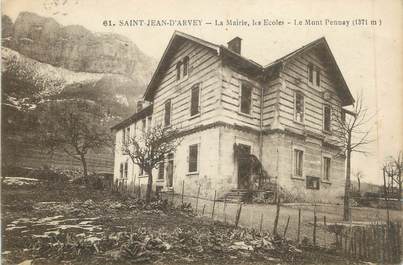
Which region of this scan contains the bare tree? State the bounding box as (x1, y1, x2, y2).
(37, 99, 112, 179)
(383, 152, 402, 210)
(121, 125, 182, 203)
(334, 92, 374, 221)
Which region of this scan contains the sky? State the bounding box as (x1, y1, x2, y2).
(2, 0, 403, 184)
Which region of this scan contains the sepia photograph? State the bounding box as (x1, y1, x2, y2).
(1, 0, 402, 264)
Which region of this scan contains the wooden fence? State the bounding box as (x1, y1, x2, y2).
(331, 222, 401, 263)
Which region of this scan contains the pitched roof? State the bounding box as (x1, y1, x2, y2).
(144, 31, 354, 106)
(110, 104, 153, 131)
(263, 37, 354, 105)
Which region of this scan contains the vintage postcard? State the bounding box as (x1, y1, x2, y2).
(1, 0, 402, 264)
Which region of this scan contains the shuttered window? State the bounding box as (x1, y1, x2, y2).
(240, 83, 252, 114)
(324, 105, 331, 131)
(294, 149, 303, 177)
(188, 144, 198, 173)
(164, 99, 171, 127)
(190, 84, 200, 116)
(294, 92, 304, 123)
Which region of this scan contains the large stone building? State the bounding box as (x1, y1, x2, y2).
(112, 31, 354, 203)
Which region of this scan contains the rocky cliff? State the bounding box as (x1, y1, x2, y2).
(3, 12, 155, 83)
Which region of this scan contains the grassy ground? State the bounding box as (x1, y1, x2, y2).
(1, 179, 387, 265)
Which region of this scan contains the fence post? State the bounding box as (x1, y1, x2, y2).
(297, 208, 301, 243)
(223, 196, 227, 224)
(313, 212, 317, 247)
(273, 197, 280, 236)
(283, 215, 290, 238)
(195, 184, 201, 214)
(235, 202, 243, 228)
(211, 190, 217, 219)
(259, 213, 264, 234)
(181, 180, 184, 205)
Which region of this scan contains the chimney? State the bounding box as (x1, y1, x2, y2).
(227, 37, 242, 54)
(136, 100, 144, 112)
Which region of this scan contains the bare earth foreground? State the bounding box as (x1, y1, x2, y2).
(1, 178, 379, 265)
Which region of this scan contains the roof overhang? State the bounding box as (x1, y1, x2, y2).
(110, 104, 153, 131)
(144, 32, 354, 107)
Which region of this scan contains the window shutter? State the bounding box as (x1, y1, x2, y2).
(316, 69, 321, 86)
(308, 64, 314, 83)
(191, 84, 200, 116)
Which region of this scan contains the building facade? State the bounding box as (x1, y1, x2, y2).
(112, 31, 354, 203)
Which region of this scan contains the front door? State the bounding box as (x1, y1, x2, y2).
(166, 153, 174, 188)
(237, 144, 251, 189)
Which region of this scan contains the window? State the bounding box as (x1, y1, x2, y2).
(176, 62, 182, 81)
(120, 163, 124, 178)
(164, 99, 171, 126)
(124, 161, 128, 179)
(294, 149, 303, 177)
(122, 129, 126, 144)
(308, 63, 314, 83)
(306, 176, 320, 190)
(190, 84, 200, 116)
(188, 144, 198, 173)
(294, 92, 304, 123)
(341, 109, 346, 123)
(308, 63, 320, 87)
(316, 69, 321, 86)
(183, 56, 189, 77)
(324, 105, 331, 131)
(158, 161, 165, 180)
(240, 83, 252, 114)
(323, 157, 331, 181)
(176, 56, 189, 81)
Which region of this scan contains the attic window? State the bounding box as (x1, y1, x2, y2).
(308, 63, 320, 87)
(176, 56, 189, 81)
(176, 62, 182, 81)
